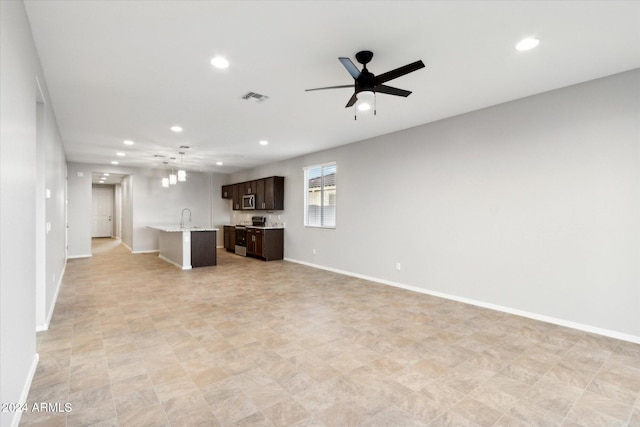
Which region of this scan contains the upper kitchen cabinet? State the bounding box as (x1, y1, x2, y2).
(262, 176, 284, 210)
(232, 183, 241, 210)
(223, 176, 284, 211)
(255, 179, 265, 210)
(222, 185, 233, 199)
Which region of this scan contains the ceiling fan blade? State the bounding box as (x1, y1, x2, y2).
(345, 93, 358, 108)
(375, 60, 425, 85)
(374, 84, 412, 97)
(339, 57, 361, 79)
(305, 84, 353, 92)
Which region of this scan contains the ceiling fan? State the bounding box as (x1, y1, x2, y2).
(305, 50, 425, 112)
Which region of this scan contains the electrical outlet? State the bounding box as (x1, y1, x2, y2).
(396, 262, 401, 271)
(312, 249, 316, 255)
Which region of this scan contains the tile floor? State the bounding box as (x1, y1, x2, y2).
(19, 238, 640, 426)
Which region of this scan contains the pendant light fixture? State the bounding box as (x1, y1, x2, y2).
(169, 169, 177, 185)
(178, 152, 187, 182)
(161, 177, 169, 188)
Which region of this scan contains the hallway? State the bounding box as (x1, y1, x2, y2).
(20, 239, 640, 426)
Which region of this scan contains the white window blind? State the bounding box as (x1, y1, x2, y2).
(304, 162, 336, 228)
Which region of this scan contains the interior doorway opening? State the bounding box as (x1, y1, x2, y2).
(91, 172, 127, 254)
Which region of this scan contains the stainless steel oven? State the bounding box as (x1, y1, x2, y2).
(234, 226, 247, 256)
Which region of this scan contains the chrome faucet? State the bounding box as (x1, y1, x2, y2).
(180, 208, 192, 228)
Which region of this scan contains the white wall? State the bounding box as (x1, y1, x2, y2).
(42, 103, 67, 329)
(1, 1, 67, 426)
(66, 163, 93, 257)
(132, 168, 215, 252)
(67, 163, 228, 254)
(211, 174, 231, 247)
(121, 174, 133, 249)
(232, 69, 640, 341)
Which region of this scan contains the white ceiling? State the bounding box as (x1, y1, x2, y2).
(24, 1, 640, 174)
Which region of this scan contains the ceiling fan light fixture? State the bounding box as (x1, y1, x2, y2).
(356, 90, 375, 114)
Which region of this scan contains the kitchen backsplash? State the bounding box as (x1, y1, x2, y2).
(230, 212, 285, 227)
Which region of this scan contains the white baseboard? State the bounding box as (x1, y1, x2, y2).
(284, 257, 640, 345)
(132, 249, 159, 254)
(158, 254, 191, 270)
(122, 242, 132, 251)
(66, 254, 91, 259)
(36, 260, 67, 332)
(9, 353, 39, 427)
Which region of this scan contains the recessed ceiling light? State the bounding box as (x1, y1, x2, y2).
(515, 37, 540, 51)
(211, 56, 229, 69)
(103, 173, 110, 176)
(170, 126, 183, 133)
(111, 161, 119, 165)
(259, 140, 268, 146)
(216, 161, 223, 166)
(116, 152, 125, 157)
(123, 140, 134, 145)
(99, 180, 105, 184)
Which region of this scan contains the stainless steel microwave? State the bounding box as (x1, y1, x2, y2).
(242, 194, 255, 210)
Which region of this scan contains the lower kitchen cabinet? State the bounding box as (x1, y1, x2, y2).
(247, 228, 283, 261)
(223, 226, 236, 252)
(190, 231, 217, 268)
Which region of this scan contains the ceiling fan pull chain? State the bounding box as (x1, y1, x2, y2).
(374, 92, 377, 116)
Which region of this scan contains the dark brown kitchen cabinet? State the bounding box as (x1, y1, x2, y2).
(223, 226, 235, 252)
(190, 231, 217, 267)
(247, 180, 257, 195)
(247, 228, 283, 261)
(247, 228, 262, 257)
(224, 176, 284, 211)
(255, 179, 265, 209)
(263, 176, 284, 210)
(232, 184, 241, 210)
(221, 185, 233, 199)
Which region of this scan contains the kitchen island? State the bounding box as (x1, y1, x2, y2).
(148, 226, 218, 269)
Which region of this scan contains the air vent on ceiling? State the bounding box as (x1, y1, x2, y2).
(241, 91, 269, 102)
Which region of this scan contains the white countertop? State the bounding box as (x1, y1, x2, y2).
(148, 225, 219, 232)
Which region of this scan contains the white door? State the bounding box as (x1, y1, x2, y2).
(92, 187, 113, 237)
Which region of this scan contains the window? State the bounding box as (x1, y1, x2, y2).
(304, 162, 336, 228)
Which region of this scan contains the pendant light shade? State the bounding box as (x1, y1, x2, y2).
(178, 170, 186, 182)
(161, 177, 169, 188)
(169, 172, 177, 185)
